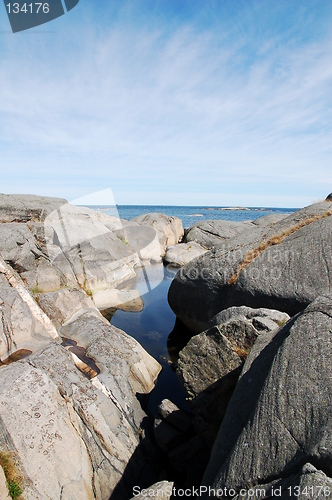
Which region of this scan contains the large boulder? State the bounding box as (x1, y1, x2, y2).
(130, 213, 183, 256)
(201, 294, 332, 497)
(168, 201, 332, 333)
(176, 306, 289, 442)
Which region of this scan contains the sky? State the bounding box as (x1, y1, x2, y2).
(0, 0, 331, 208)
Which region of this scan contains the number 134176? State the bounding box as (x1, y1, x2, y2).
(6, 3, 50, 14)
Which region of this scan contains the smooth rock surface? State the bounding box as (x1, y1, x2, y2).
(91, 288, 143, 312)
(202, 294, 332, 496)
(45, 203, 138, 292)
(163, 242, 207, 267)
(169, 201, 332, 332)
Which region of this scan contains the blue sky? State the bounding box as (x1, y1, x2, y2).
(0, 0, 331, 207)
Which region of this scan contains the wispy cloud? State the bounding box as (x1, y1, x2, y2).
(0, 0, 331, 206)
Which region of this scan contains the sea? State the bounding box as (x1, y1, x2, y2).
(89, 205, 298, 415)
(90, 204, 296, 230)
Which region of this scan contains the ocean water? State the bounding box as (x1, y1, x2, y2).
(90, 205, 297, 230)
(90, 205, 298, 415)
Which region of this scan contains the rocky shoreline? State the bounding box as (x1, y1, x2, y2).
(0, 193, 331, 499)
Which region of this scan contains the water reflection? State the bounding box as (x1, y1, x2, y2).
(111, 263, 190, 415)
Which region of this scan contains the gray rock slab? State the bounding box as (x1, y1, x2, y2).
(115, 225, 163, 263)
(177, 327, 242, 400)
(38, 288, 97, 330)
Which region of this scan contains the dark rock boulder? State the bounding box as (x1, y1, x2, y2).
(168, 201, 332, 333)
(176, 306, 289, 443)
(201, 294, 332, 497)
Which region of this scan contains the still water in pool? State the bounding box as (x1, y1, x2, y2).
(111, 262, 190, 415)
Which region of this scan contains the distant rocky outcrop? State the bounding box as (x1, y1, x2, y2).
(168, 201, 332, 333)
(201, 294, 332, 498)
